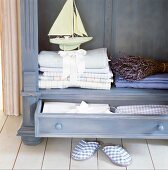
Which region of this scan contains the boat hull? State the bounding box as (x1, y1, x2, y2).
(49, 37, 93, 50)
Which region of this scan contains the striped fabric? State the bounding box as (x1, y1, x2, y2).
(39, 75, 113, 83)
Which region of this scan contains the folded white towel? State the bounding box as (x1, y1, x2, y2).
(38, 48, 109, 69)
(39, 66, 112, 75)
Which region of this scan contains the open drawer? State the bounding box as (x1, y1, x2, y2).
(35, 100, 168, 139)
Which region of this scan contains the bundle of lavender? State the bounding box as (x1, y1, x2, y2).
(112, 55, 168, 81)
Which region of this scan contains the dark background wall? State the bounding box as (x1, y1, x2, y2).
(38, 0, 168, 60)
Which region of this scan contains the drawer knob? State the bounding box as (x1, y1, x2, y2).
(55, 123, 63, 130)
(158, 124, 164, 131)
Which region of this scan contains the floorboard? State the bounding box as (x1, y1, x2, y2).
(0, 117, 22, 169)
(123, 139, 154, 170)
(13, 139, 47, 170)
(42, 138, 72, 170)
(147, 139, 168, 170)
(0, 112, 7, 132)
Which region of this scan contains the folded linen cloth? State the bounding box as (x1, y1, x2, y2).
(43, 101, 112, 114)
(39, 66, 112, 75)
(115, 74, 168, 89)
(39, 75, 113, 83)
(39, 80, 111, 90)
(115, 82, 168, 89)
(117, 73, 168, 82)
(115, 105, 168, 115)
(41, 70, 112, 79)
(38, 48, 109, 69)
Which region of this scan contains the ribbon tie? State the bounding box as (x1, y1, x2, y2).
(58, 49, 86, 83)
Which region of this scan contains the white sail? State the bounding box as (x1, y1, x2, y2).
(74, 3, 88, 37)
(48, 0, 74, 36)
(49, 0, 93, 50)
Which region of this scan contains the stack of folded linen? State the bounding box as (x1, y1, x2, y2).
(115, 73, 168, 89)
(38, 48, 113, 90)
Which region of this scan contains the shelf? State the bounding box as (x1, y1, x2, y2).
(22, 87, 168, 105)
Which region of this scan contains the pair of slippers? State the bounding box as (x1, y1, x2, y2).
(72, 140, 132, 167)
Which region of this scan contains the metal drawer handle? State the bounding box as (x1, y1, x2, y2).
(55, 123, 63, 130)
(157, 124, 164, 131)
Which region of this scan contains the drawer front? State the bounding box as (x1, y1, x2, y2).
(35, 101, 168, 138)
(35, 116, 168, 137)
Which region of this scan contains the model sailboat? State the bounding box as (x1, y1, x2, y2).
(48, 0, 93, 51)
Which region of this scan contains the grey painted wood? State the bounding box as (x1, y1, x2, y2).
(35, 101, 168, 139)
(23, 72, 37, 91)
(21, 0, 39, 89)
(104, 0, 113, 55)
(39, 88, 168, 106)
(22, 96, 39, 127)
(19, 0, 168, 145)
(17, 126, 42, 145)
(21, 0, 39, 70)
(21, 136, 42, 146)
(112, 0, 168, 59)
(19, 0, 41, 145)
(35, 100, 42, 136)
(18, 96, 40, 144)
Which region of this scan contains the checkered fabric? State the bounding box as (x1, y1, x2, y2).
(115, 105, 168, 115)
(102, 145, 132, 167)
(72, 140, 100, 161)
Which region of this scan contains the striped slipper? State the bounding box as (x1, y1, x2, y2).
(101, 145, 132, 167)
(72, 140, 100, 161)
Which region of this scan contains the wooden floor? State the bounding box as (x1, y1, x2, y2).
(0, 114, 168, 170)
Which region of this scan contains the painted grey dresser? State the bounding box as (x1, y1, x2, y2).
(18, 0, 168, 145)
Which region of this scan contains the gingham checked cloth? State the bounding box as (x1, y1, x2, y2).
(115, 105, 168, 115)
(72, 140, 100, 160)
(102, 145, 132, 167)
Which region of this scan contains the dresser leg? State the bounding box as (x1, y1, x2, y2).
(21, 136, 42, 146)
(18, 125, 42, 146)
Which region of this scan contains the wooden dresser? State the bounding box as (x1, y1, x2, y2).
(18, 0, 168, 145)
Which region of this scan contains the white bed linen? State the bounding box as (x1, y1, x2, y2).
(42, 101, 112, 114)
